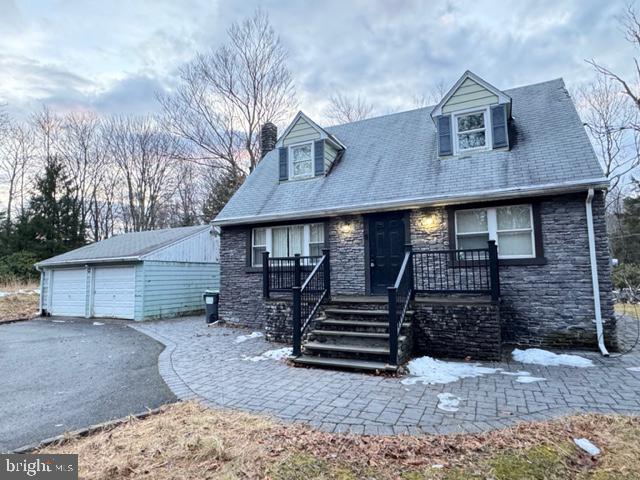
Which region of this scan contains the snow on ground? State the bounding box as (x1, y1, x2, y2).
(627, 367, 640, 372)
(92, 322, 104, 326)
(574, 438, 601, 456)
(512, 348, 593, 368)
(235, 331, 264, 343)
(0, 289, 39, 298)
(437, 393, 461, 412)
(500, 370, 531, 376)
(242, 347, 292, 362)
(515, 375, 546, 383)
(401, 356, 500, 385)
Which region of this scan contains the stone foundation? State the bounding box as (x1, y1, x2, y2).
(412, 297, 502, 361)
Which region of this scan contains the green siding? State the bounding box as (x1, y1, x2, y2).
(442, 78, 498, 113)
(134, 263, 145, 321)
(324, 142, 338, 171)
(140, 261, 220, 320)
(282, 117, 320, 146)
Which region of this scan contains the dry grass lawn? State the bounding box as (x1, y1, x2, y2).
(39, 401, 640, 480)
(615, 302, 640, 320)
(0, 291, 39, 322)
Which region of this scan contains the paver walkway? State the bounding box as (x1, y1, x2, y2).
(133, 317, 640, 435)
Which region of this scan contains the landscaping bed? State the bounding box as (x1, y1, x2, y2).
(39, 401, 640, 479)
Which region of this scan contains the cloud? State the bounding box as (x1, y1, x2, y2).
(0, 0, 635, 124)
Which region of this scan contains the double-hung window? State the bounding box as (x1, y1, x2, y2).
(455, 110, 487, 152)
(251, 223, 325, 266)
(289, 142, 313, 179)
(455, 204, 535, 259)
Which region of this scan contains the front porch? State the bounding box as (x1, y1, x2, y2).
(261, 241, 502, 371)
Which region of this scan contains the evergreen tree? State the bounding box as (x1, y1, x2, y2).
(18, 158, 85, 259)
(202, 170, 245, 220)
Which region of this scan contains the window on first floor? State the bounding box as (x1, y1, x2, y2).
(251, 223, 325, 266)
(454, 204, 535, 258)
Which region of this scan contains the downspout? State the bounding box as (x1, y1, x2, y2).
(585, 189, 609, 356)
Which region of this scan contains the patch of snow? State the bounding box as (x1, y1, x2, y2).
(401, 356, 500, 385)
(574, 438, 601, 456)
(52, 320, 66, 323)
(626, 367, 640, 373)
(92, 322, 104, 326)
(431, 464, 444, 469)
(437, 393, 461, 412)
(500, 370, 531, 376)
(515, 376, 546, 383)
(0, 291, 7, 298)
(512, 348, 593, 368)
(242, 347, 292, 362)
(235, 331, 264, 343)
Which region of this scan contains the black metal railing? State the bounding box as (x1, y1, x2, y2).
(292, 249, 331, 356)
(262, 252, 321, 297)
(388, 245, 414, 366)
(411, 240, 500, 301)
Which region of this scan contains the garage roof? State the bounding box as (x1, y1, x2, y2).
(36, 225, 211, 268)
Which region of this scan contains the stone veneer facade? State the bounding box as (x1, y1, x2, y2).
(218, 191, 616, 351)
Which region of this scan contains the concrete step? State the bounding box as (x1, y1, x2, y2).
(310, 329, 390, 339)
(293, 355, 398, 372)
(324, 308, 415, 317)
(304, 341, 390, 355)
(319, 319, 412, 329)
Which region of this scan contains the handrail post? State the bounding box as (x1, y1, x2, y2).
(388, 286, 398, 366)
(294, 254, 301, 288)
(322, 248, 331, 298)
(292, 286, 302, 356)
(405, 244, 414, 299)
(262, 251, 270, 299)
(488, 240, 500, 301)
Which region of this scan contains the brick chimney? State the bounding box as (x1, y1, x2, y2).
(260, 122, 278, 159)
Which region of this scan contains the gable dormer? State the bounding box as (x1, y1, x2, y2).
(276, 111, 345, 182)
(431, 71, 512, 156)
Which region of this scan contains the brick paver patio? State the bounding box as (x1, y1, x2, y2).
(132, 317, 640, 435)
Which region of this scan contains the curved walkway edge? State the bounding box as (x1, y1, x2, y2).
(132, 317, 640, 436)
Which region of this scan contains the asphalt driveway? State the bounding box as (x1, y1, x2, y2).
(0, 317, 176, 451)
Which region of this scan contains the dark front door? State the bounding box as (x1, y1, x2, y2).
(368, 212, 406, 294)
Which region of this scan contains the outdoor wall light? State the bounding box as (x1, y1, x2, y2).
(419, 214, 437, 231)
(340, 223, 353, 234)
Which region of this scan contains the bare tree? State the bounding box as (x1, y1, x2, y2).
(159, 9, 296, 178)
(58, 112, 110, 238)
(0, 121, 36, 226)
(413, 80, 448, 108)
(324, 93, 374, 124)
(576, 76, 639, 208)
(31, 106, 62, 165)
(104, 116, 181, 232)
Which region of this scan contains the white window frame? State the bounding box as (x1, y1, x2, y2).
(252, 222, 324, 266)
(288, 141, 314, 179)
(452, 107, 492, 155)
(454, 204, 535, 259)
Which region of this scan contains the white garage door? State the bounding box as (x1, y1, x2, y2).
(93, 266, 135, 319)
(50, 268, 87, 317)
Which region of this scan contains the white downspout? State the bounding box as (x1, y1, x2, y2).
(586, 188, 609, 356)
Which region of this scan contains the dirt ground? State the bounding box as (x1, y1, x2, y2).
(39, 401, 640, 480)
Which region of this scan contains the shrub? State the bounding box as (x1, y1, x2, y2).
(612, 263, 640, 291)
(0, 251, 39, 284)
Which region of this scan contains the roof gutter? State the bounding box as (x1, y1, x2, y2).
(585, 188, 609, 357)
(213, 177, 609, 227)
(35, 256, 142, 269)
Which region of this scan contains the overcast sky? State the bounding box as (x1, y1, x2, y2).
(0, 0, 636, 124)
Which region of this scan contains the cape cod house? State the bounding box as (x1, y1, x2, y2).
(213, 71, 615, 371)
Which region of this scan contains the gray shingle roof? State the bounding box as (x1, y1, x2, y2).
(214, 79, 607, 226)
(36, 225, 210, 267)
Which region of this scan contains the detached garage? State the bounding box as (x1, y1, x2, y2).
(36, 225, 220, 321)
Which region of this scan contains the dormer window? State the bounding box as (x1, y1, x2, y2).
(290, 142, 313, 179)
(455, 110, 488, 152)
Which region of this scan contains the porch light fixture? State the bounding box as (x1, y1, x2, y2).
(340, 223, 353, 234)
(419, 214, 437, 232)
